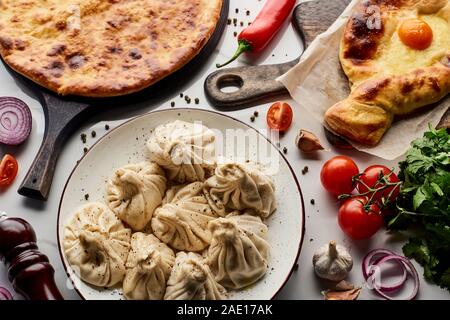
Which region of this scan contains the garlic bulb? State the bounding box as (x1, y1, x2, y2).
(312, 241, 353, 282)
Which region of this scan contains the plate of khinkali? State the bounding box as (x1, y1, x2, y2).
(57, 108, 305, 300)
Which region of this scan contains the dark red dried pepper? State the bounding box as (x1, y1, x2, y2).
(217, 0, 296, 68)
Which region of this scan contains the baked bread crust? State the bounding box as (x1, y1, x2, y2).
(325, 0, 450, 145)
(0, 0, 223, 97)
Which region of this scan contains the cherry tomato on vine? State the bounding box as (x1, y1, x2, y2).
(357, 165, 400, 206)
(0, 154, 19, 187)
(320, 156, 359, 196)
(267, 102, 293, 132)
(338, 196, 383, 240)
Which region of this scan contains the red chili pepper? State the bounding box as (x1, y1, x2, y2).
(216, 0, 296, 68)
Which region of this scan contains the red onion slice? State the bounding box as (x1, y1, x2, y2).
(371, 255, 420, 300)
(362, 249, 407, 292)
(0, 97, 32, 146)
(0, 286, 13, 300)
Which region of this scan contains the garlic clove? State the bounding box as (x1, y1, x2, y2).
(323, 287, 361, 300)
(332, 280, 355, 291)
(295, 129, 325, 153)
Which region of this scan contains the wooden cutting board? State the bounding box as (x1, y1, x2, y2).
(204, 0, 449, 139)
(204, 0, 351, 108)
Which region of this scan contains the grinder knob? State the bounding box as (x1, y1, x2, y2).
(0, 216, 63, 300)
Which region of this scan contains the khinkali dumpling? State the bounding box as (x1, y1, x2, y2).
(151, 182, 217, 251)
(64, 202, 131, 287)
(207, 213, 270, 289)
(203, 163, 276, 217)
(106, 162, 166, 231)
(164, 252, 226, 300)
(146, 120, 216, 183)
(123, 233, 175, 300)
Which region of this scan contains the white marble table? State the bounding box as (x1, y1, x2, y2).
(0, 0, 448, 300)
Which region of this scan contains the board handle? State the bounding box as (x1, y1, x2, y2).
(204, 60, 298, 109)
(18, 93, 91, 201)
(203, 3, 305, 110)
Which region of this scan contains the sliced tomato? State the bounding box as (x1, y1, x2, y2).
(0, 154, 19, 187)
(267, 102, 293, 132)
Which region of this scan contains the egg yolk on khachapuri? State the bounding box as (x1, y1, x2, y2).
(398, 18, 434, 50)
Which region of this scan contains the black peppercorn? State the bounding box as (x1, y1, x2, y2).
(80, 133, 87, 143)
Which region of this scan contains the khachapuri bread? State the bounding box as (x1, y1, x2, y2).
(0, 0, 223, 97)
(325, 0, 450, 145)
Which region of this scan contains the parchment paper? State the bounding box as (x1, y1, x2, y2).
(278, 0, 450, 160)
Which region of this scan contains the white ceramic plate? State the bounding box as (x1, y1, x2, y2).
(57, 108, 305, 300)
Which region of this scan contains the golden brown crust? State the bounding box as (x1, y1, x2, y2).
(326, 0, 450, 145)
(0, 0, 223, 97)
(341, 0, 449, 83)
(325, 64, 450, 145)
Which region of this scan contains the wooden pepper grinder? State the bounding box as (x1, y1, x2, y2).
(0, 213, 64, 300)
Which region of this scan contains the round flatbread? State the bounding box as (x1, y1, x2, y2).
(0, 0, 223, 97)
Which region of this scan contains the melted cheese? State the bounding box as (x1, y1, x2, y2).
(376, 15, 450, 75)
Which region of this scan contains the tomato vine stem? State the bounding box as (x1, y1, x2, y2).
(338, 170, 402, 213)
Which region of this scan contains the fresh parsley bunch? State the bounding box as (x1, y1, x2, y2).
(389, 126, 450, 291)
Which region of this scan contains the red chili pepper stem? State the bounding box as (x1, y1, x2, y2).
(216, 39, 253, 68)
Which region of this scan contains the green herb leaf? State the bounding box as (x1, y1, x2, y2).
(390, 127, 450, 292)
(431, 182, 444, 197)
(413, 186, 428, 210)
